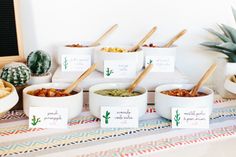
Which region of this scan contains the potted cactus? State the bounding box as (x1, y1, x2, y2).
(201, 7, 236, 98)
(27, 50, 52, 84)
(0, 62, 31, 109)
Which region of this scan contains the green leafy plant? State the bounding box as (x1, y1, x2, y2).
(102, 111, 110, 124)
(201, 7, 236, 62)
(174, 110, 181, 127)
(31, 115, 41, 126)
(63, 57, 68, 70)
(27, 50, 52, 76)
(105, 68, 113, 76)
(0, 62, 31, 86)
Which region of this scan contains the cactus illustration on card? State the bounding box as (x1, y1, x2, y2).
(174, 110, 181, 126)
(147, 59, 153, 64)
(63, 57, 69, 70)
(105, 68, 114, 76)
(31, 115, 41, 126)
(103, 111, 110, 124)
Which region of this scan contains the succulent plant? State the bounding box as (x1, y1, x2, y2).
(0, 62, 31, 86)
(201, 7, 236, 62)
(27, 50, 51, 76)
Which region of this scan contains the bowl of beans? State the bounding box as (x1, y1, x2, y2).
(94, 45, 144, 72)
(142, 43, 177, 72)
(57, 41, 98, 65)
(23, 83, 83, 119)
(155, 84, 214, 120)
(89, 83, 147, 118)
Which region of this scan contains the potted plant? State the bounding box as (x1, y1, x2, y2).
(201, 7, 236, 98)
(0, 62, 31, 109)
(27, 50, 52, 85)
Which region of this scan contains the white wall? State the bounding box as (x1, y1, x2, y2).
(19, 0, 236, 82)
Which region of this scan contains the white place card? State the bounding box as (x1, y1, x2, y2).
(29, 107, 68, 129)
(100, 106, 139, 128)
(171, 108, 209, 129)
(145, 56, 175, 72)
(61, 55, 91, 72)
(103, 60, 136, 78)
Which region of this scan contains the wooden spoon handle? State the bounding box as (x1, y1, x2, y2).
(127, 64, 153, 93)
(163, 29, 187, 48)
(90, 24, 118, 47)
(129, 26, 157, 52)
(232, 75, 236, 83)
(64, 64, 97, 94)
(190, 63, 217, 96)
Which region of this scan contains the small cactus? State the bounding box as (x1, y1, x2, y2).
(27, 50, 51, 76)
(174, 110, 181, 126)
(63, 57, 68, 70)
(103, 111, 110, 124)
(0, 62, 31, 86)
(31, 115, 41, 126)
(105, 68, 113, 76)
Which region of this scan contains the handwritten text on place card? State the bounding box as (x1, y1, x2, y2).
(145, 56, 175, 72)
(100, 106, 139, 128)
(61, 55, 91, 72)
(103, 60, 136, 78)
(172, 108, 209, 129)
(29, 107, 68, 129)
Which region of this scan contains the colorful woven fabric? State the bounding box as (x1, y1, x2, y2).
(0, 98, 235, 157)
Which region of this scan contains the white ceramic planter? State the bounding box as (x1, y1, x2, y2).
(23, 83, 83, 119)
(142, 45, 177, 72)
(155, 84, 214, 120)
(0, 81, 19, 116)
(89, 83, 147, 118)
(94, 45, 144, 72)
(28, 72, 52, 85)
(214, 57, 236, 98)
(57, 41, 97, 65)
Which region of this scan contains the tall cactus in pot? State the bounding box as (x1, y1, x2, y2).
(27, 50, 51, 76)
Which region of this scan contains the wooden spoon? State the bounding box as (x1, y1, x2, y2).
(128, 26, 157, 52)
(127, 64, 153, 93)
(232, 75, 236, 83)
(90, 24, 118, 47)
(189, 64, 217, 96)
(64, 64, 97, 94)
(163, 29, 187, 48)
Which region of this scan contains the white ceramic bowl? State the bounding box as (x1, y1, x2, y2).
(0, 81, 19, 117)
(89, 83, 147, 118)
(57, 41, 97, 65)
(23, 83, 83, 119)
(94, 45, 144, 72)
(142, 45, 176, 72)
(224, 76, 236, 94)
(155, 84, 214, 120)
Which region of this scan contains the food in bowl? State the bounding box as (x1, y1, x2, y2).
(0, 79, 12, 98)
(95, 89, 142, 97)
(143, 43, 159, 48)
(101, 47, 128, 53)
(155, 84, 214, 120)
(27, 88, 78, 97)
(65, 43, 88, 48)
(89, 83, 147, 118)
(23, 83, 83, 119)
(161, 88, 207, 97)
